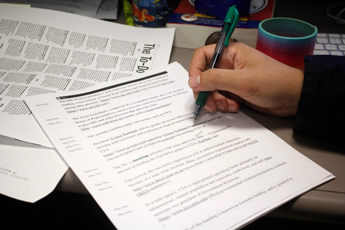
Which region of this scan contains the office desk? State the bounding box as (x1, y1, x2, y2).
(1, 0, 342, 226)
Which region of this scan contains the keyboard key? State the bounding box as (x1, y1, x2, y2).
(314, 44, 324, 50)
(325, 44, 338, 51)
(317, 33, 327, 38)
(330, 51, 344, 56)
(314, 50, 330, 55)
(314, 33, 344, 56)
(316, 38, 329, 44)
(328, 34, 341, 38)
(338, 45, 345, 51)
(330, 38, 342, 44)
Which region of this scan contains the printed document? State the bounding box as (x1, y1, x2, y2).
(25, 63, 334, 229)
(0, 136, 68, 202)
(0, 0, 112, 19)
(0, 5, 174, 147)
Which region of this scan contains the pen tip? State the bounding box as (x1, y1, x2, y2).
(193, 105, 202, 122)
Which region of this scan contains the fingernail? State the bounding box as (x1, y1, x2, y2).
(196, 75, 200, 84)
(227, 105, 237, 112)
(216, 101, 224, 110)
(189, 75, 200, 88)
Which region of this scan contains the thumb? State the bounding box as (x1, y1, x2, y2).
(198, 68, 246, 94)
(188, 68, 230, 92)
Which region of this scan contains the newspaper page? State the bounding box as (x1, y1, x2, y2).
(0, 0, 102, 18)
(0, 5, 175, 147)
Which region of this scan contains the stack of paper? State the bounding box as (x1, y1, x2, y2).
(0, 4, 175, 202)
(25, 62, 334, 229)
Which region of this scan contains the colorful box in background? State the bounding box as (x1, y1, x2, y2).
(166, 0, 276, 49)
(132, 0, 180, 27)
(195, 0, 251, 19)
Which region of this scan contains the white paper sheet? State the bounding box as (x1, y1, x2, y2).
(0, 0, 102, 18)
(25, 62, 334, 229)
(0, 0, 119, 19)
(0, 5, 174, 147)
(0, 135, 68, 203)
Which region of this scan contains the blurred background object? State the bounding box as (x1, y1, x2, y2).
(195, 0, 251, 19)
(123, 0, 134, 25)
(132, 0, 180, 27)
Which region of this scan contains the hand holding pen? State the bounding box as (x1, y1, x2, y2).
(192, 6, 239, 121)
(188, 41, 305, 118)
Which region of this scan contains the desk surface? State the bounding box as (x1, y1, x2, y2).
(5, 0, 344, 225)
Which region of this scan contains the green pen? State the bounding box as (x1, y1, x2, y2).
(193, 5, 239, 121)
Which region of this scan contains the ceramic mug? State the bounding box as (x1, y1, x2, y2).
(256, 18, 318, 69)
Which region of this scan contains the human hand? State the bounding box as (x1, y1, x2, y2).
(188, 42, 304, 117)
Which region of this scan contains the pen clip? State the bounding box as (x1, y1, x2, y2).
(224, 6, 239, 47)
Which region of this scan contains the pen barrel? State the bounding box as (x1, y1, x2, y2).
(196, 91, 209, 107)
(208, 23, 231, 69)
(194, 17, 236, 119)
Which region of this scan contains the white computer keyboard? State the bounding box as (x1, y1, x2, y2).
(314, 33, 345, 56)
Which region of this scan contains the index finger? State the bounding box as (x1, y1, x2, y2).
(188, 44, 216, 78)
